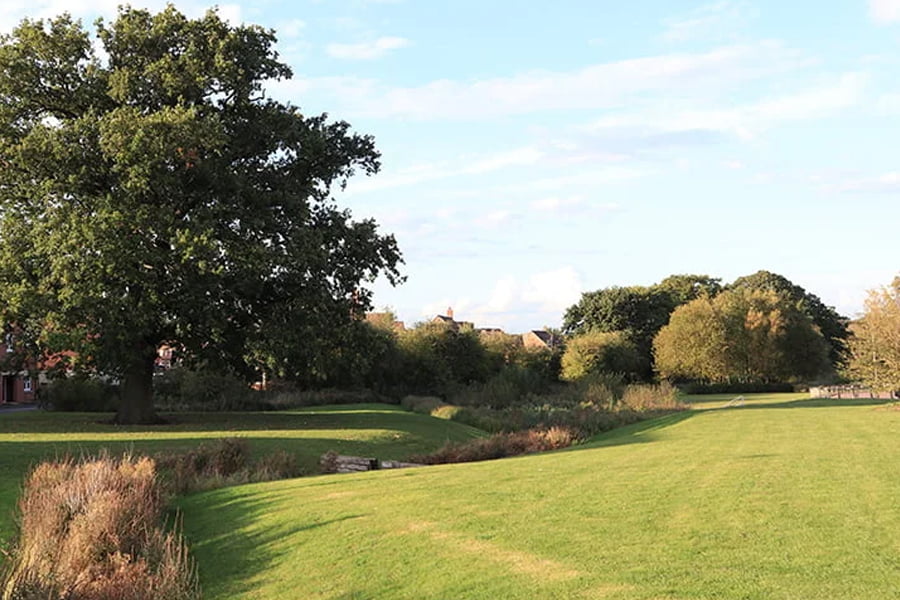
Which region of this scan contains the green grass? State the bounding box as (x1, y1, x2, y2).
(177, 393, 900, 599)
(0, 404, 483, 543)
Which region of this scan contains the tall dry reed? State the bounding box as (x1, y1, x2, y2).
(1, 454, 199, 600)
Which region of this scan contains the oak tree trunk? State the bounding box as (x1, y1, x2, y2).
(115, 343, 160, 424)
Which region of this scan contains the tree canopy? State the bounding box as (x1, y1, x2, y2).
(653, 288, 830, 384)
(560, 330, 642, 382)
(562, 274, 721, 379)
(0, 8, 402, 422)
(728, 270, 848, 366)
(846, 277, 900, 394)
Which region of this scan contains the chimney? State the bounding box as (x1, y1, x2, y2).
(447, 306, 454, 319)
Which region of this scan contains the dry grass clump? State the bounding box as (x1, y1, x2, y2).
(619, 381, 681, 411)
(1, 454, 199, 600)
(412, 426, 580, 465)
(156, 438, 301, 495)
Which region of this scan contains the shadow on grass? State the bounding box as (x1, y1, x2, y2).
(176, 486, 366, 598)
(0, 405, 462, 436)
(576, 410, 697, 451)
(696, 397, 894, 411)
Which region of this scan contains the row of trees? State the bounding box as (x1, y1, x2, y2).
(562, 271, 849, 385)
(299, 318, 560, 398)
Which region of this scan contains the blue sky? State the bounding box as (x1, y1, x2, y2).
(3, 0, 899, 332)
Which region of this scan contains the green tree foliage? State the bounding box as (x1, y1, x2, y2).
(562, 286, 672, 378)
(656, 274, 722, 306)
(0, 8, 402, 422)
(846, 277, 900, 394)
(560, 330, 643, 381)
(654, 288, 830, 384)
(395, 322, 489, 395)
(728, 271, 848, 366)
(480, 330, 525, 373)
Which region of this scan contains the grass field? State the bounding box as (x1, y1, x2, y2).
(0, 404, 482, 542)
(175, 393, 900, 599)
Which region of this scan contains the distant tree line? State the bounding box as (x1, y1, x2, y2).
(562, 271, 848, 387)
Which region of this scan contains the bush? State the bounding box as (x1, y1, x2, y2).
(156, 438, 301, 494)
(450, 366, 551, 408)
(154, 368, 256, 411)
(411, 426, 580, 465)
(0, 454, 198, 600)
(403, 375, 686, 440)
(40, 376, 120, 411)
(261, 387, 391, 409)
(400, 395, 447, 414)
(561, 330, 643, 382)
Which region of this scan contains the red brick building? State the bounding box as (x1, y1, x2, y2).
(0, 336, 35, 404)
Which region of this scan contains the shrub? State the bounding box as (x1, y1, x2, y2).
(156, 438, 301, 494)
(561, 330, 643, 382)
(0, 454, 198, 600)
(40, 377, 119, 412)
(262, 387, 390, 409)
(412, 426, 580, 465)
(154, 368, 255, 411)
(450, 366, 550, 408)
(400, 395, 447, 415)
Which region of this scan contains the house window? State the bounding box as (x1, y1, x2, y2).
(4, 333, 12, 353)
(23, 378, 32, 393)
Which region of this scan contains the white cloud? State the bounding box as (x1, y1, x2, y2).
(326, 36, 410, 60)
(661, 1, 749, 43)
(461, 147, 544, 175)
(280, 41, 809, 120)
(419, 267, 584, 330)
(522, 267, 583, 313)
(344, 145, 546, 195)
(829, 171, 900, 193)
(585, 72, 867, 141)
(869, 0, 900, 23)
(530, 195, 585, 212)
(216, 4, 242, 25)
(279, 19, 306, 38)
(876, 91, 900, 113)
(475, 209, 515, 229)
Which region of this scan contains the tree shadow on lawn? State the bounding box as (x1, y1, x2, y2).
(0, 432, 452, 475)
(0, 407, 465, 436)
(176, 486, 367, 598)
(697, 397, 894, 411)
(574, 410, 697, 451)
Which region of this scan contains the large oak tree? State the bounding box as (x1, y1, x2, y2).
(0, 8, 402, 423)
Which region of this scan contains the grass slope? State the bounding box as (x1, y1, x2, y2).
(178, 394, 900, 599)
(0, 404, 482, 543)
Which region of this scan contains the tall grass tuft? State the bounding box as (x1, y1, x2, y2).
(156, 438, 301, 495)
(1, 454, 199, 600)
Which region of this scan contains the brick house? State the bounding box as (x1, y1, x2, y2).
(0, 334, 36, 404)
(431, 307, 474, 332)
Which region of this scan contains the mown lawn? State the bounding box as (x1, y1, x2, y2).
(178, 393, 900, 599)
(0, 404, 483, 543)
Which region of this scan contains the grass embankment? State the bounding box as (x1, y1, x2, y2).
(0, 404, 482, 542)
(179, 393, 900, 599)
